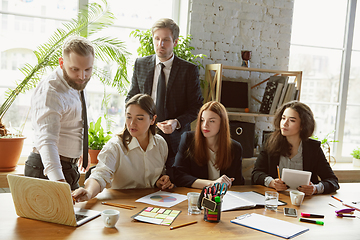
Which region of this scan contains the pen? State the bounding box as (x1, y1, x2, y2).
(331, 195, 343, 202)
(301, 213, 324, 218)
(299, 218, 324, 225)
(336, 214, 356, 218)
(170, 220, 197, 230)
(101, 202, 136, 210)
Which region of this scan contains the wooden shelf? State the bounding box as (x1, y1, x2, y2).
(204, 64, 303, 117)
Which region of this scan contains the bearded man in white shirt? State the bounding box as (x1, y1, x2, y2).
(25, 36, 93, 190)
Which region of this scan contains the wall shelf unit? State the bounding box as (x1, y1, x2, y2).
(204, 63, 303, 117)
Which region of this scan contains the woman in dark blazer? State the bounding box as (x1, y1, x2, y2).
(252, 101, 339, 195)
(172, 101, 244, 189)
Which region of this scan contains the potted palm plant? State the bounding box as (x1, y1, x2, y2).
(0, 0, 130, 171)
(351, 147, 360, 167)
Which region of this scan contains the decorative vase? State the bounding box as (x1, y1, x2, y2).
(88, 149, 101, 164)
(0, 137, 26, 171)
(241, 50, 252, 67)
(353, 158, 360, 167)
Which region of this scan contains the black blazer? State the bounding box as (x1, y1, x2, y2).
(126, 55, 203, 155)
(251, 138, 339, 194)
(172, 131, 245, 187)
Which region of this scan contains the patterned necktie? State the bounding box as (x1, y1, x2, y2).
(156, 63, 166, 122)
(80, 90, 88, 169)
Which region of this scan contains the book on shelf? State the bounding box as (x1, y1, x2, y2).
(282, 82, 296, 104)
(269, 75, 288, 85)
(259, 81, 278, 114)
(276, 77, 289, 109)
(269, 83, 283, 115)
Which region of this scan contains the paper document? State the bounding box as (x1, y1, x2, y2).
(222, 191, 286, 212)
(231, 213, 309, 239)
(281, 168, 312, 190)
(135, 191, 187, 208)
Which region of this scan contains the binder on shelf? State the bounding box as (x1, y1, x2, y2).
(259, 81, 278, 114)
(277, 77, 289, 109)
(269, 83, 283, 115)
(282, 83, 296, 104)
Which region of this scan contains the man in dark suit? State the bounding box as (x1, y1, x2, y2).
(126, 18, 203, 177)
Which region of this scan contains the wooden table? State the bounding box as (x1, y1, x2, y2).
(1, 184, 359, 240)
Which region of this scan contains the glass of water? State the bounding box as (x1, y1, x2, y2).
(187, 192, 201, 214)
(265, 191, 279, 211)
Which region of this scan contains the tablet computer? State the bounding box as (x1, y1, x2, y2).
(281, 168, 312, 190)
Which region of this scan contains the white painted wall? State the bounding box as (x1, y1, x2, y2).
(189, 0, 294, 146)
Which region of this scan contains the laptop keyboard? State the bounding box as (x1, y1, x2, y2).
(75, 214, 88, 222)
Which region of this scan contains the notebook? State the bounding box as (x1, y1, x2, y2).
(231, 213, 309, 239)
(7, 174, 100, 227)
(222, 191, 287, 212)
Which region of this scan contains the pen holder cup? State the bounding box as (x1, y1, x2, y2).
(202, 198, 222, 223)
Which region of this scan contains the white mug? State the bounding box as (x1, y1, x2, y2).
(101, 209, 120, 228)
(290, 190, 305, 206)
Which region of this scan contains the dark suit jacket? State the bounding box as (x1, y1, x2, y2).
(251, 138, 339, 194)
(126, 54, 203, 155)
(172, 131, 245, 187)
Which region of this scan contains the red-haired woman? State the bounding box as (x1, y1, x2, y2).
(172, 101, 244, 189)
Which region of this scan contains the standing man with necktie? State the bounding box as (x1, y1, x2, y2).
(25, 36, 93, 190)
(126, 18, 204, 178)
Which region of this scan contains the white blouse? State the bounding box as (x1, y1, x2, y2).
(207, 149, 220, 180)
(88, 133, 168, 190)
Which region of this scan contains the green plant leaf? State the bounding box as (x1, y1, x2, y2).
(1, 0, 130, 133)
(130, 29, 206, 70)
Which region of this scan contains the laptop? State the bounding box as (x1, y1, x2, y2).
(7, 174, 100, 227)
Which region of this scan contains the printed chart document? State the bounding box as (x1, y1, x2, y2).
(231, 213, 309, 239)
(222, 191, 286, 212)
(135, 191, 187, 208)
(281, 168, 312, 190)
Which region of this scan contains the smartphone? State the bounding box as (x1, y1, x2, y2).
(284, 207, 297, 217)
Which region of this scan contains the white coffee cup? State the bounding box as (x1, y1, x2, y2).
(290, 190, 305, 206)
(101, 209, 120, 228)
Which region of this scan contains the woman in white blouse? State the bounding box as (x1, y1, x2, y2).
(73, 94, 174, 202)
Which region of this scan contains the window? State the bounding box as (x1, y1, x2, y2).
(289, 0, 359, 162)
(0, 0, 187, 159)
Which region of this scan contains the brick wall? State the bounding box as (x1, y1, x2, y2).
(189, 0, 294, 146)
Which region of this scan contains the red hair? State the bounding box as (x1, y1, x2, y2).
(193, 101, 232, 170)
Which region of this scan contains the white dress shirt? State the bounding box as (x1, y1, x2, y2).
(32, 66, 84, 181)
(151, 54, 174, 104)
(88, 133, 168, 190)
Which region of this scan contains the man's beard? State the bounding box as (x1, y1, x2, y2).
(62, 68, 90, 91)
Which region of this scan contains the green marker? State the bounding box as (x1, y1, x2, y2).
(299, 218, 324, 225)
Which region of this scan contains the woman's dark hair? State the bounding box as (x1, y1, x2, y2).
(117, 94, 157, 150)
(265, 101, 315, 157)
(191, 101, 232, 170)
